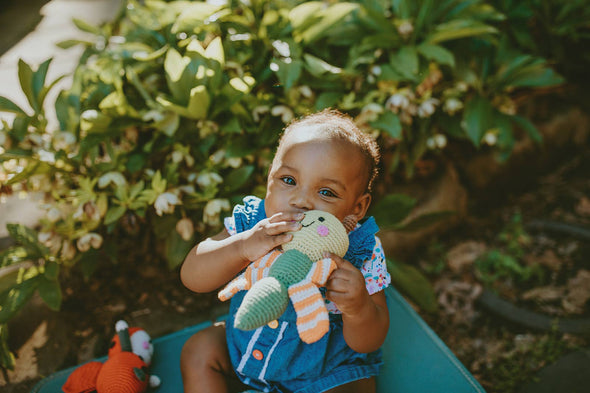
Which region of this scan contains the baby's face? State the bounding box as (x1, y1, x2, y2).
(265, 126, 370, 222)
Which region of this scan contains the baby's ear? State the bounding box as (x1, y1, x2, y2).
(342, 215, 358, 233)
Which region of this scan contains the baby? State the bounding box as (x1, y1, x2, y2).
(180, 109, 391, 393)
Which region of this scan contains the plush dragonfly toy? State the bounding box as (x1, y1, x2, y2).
(219, 210, 354, 344)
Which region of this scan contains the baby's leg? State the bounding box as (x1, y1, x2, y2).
(324, 376, 376, 393)
(180, 322, 249, 393)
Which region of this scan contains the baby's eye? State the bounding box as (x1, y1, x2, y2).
(281, 176, 296, 185)
(319, 189, 336, 197)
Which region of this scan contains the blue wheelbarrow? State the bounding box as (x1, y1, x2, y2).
(31, 286, 486, 393)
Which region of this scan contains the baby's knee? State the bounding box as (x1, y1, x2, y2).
(181, 325, 228, 370)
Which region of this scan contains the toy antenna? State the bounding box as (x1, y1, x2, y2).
(115, 320, 132, 352)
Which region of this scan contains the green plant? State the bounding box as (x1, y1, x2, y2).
(474, 213, 544, 288)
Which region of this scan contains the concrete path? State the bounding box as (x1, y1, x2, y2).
(0, 0, 122, 238)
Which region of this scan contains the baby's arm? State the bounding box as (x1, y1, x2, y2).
(325, 254, 389, 353)
(180, 212, 303, 293)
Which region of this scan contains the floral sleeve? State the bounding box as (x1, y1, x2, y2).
(224, 216, 237, 236)
(361, 237, 391, 294)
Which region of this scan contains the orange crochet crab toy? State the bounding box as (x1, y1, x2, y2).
(62, 320, 160, 393)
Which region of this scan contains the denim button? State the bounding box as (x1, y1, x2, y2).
(267, 320, 279, 329)
(252, 349, 264, 360)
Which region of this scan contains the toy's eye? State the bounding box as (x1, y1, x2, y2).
(318, 217, 325, 222)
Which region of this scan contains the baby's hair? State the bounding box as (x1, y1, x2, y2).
(278, 109, 380, 192)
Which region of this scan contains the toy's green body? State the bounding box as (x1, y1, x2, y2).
(234, 249, 312, 330)
(218, 210, 349, 343)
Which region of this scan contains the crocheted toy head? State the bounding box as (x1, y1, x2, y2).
(220, 210, 353, 343)
(62, 320, 160, 393)
(282, 210, 349, 261)
(108, 326, 154, 366)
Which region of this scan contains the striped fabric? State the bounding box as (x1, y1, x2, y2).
(288, 258, 337, 343)
(218, 253, 337, 343)
(218, 250, 282, 301)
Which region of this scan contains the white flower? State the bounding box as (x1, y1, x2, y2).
(61, 240, 76, 260)
(172, 151, 184, 163)
(98, 172, 127, 188)
(47, 207, 62, 223)
(483, 131, 498, 146)
(77, 233, 103, 252)
(271, 105, 294, 123)
(427, 137, 437, 150)
(154, 192, 180, 216)
(226, 157, 242, 168)
(397, 20, 414, 37)
(196, 172, 223, 188)
(210, 149, 225, 165)
(38, 150, 56, 164)
(53, 132, 77, 151)
(298, 85, 313, 98)
(272, 40, 291, 58)
(443, 98, 463, 115)
(176, 218, 195, 241)
(434, 134, 447, 148)
(371, 65, 382, 76)
(418, 98, 440, 118)
(252, 105, 270, 122)
(203, 198, 230, 226)
(356, 103, 384, 125)
(386, 93, 411, 112)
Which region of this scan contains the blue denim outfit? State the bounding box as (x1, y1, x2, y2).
(226, 196, 383, 393)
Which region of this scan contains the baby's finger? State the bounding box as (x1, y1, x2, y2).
(270, 232, 293, 248)
(265, 220, 301, 236)
(324, 252, 355, 271)
(268, 211, 305, 223)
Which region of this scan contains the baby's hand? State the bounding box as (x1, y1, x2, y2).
(325, 253, 370, 317)
(239, 211, 303, 262)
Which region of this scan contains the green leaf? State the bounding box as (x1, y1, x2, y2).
(223, 165, 255, 192)
(462, 95, 494, 147)
(274, 59, 303, 90)
(186, 85, 210, 119)
(370, 194, 416, 229)
(104, 205, 126, 226)
(289, 2, 324, 30)
(37, 278, 62, 311)
(511, 115, 542, 143)
(303, 54, 342, 76)
(56, 39, 92, 49)
(0, 324, 16, 370)
(370, 111, 402, 139)
(32, 58, 52, 106)
(427, 20, 497, 44)
(0, 96, 26, 115)
(17, 59, 37, 112)
(387, 259, 438, 313)
(390, 46, 419, 78)
(315, 92, 341, 110)
(417, 43, 455, 67)
(0, 277, 40, 324)
(72, 18, 102, 35)
(171, 2, 225, 34)
(296, 3, 359, 43)
(0, 261, 34, 293)
(165, 230, 193, 270)
(6, 224, 48, 257)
